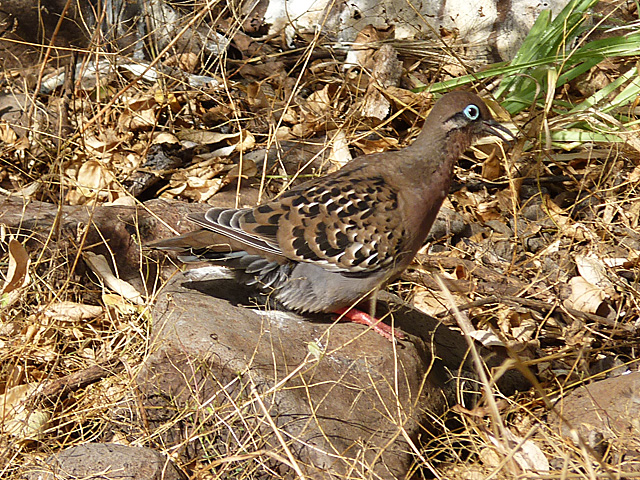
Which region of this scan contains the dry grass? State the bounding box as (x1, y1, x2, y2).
(0, 0, 639, 478)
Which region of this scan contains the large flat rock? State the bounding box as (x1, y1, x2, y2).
(139, 269, 528, 478)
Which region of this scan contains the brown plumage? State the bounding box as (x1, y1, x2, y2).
(151, 91, 513, 340)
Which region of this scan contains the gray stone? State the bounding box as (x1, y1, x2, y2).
(552, 371, 640, 470)
(24, 443, 185, 480)
(138, 270, 529, 479)
(427, 207, 468, 242)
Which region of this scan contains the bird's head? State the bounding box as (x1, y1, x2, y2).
(428, 91, 514, 143)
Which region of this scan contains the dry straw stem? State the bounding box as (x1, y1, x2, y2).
(249, 380, 306, 479)
(2, 0, 640, 477)
(434, 275, 508, 437)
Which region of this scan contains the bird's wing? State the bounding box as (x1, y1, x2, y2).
(195, 172, 408, 274)
(189, 208, 281, 254)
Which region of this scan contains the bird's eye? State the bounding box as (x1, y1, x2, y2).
(463, 104, 480, 120)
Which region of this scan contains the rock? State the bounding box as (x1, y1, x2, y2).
(552, 371, 640, 470)
(427, 207, 468, 242)
(24, 443, 185, 480)
(0, 194, 528, 477)
(262, 0, 571, 63)
(137, 269, 529, 479)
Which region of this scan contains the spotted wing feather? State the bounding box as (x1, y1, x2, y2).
(188, 169, 407, 274)
(188, 208, 281, 256)
(235, 173, 408, 274)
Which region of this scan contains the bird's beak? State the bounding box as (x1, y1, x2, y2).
(482, 120, 515, 143)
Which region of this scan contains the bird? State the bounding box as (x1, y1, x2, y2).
(150, 91, 513, 340)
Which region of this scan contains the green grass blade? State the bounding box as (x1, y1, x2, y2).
(569, 66, 639, 113)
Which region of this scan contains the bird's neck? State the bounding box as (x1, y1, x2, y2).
(402, 128, 466, 191)
(398, 128, 471, 251)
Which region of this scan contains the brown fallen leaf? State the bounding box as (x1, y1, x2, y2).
(83, 252, 144, 305)
(1, 239, 30, 296)
(564, 276, 609, 316)
(0, 383, 50, 441)
(43, 302, 104, 322)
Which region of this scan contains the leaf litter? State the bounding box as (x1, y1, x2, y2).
(0, 0, 639, 478)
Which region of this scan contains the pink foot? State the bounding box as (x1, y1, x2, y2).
(333, 307, 405, 341)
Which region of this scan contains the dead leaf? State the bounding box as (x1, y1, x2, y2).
(176, 129, 241, 145)
(486, 430, 549, 473)
(276, 125, 293, 140)
(121, 105, 158, 131)
(246, 82, 271, 108)
(84, 131, 123, 156)
(0, 383, 50, 441)
(151, 132, 180, 145)
(102, 293, 139, 315)
(154, 90, 182, 113)
(83, 252, 143, 304)
(344, 24, 395, 70)
(223, 159, 258, 186)
(0, 122, 18, 144)
(236, 131, 255, 152)
(1, 239, 30, 295)
(291, 120, 322, 138)
(303, 84, 334, 117)
(43, 302, 104, 322)
(105, 196, 137, 207)
(163, 52, 199, 72)
(481, 151, 503, 180)
(163, 175, 225, 202)
(327, 130, 352, 172)
(564, 276, 607, 315)
(575, 254, 616, 296)
(75, 160, 117, 201)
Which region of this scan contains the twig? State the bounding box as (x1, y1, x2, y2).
(29, 357, 125, 407)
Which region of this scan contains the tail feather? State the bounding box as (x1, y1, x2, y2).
(149, 206, 293, 291)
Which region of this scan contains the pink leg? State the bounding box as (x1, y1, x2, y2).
(333, 307, 405, 341)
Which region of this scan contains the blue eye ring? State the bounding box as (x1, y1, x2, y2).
(463, 104, 480, 120)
